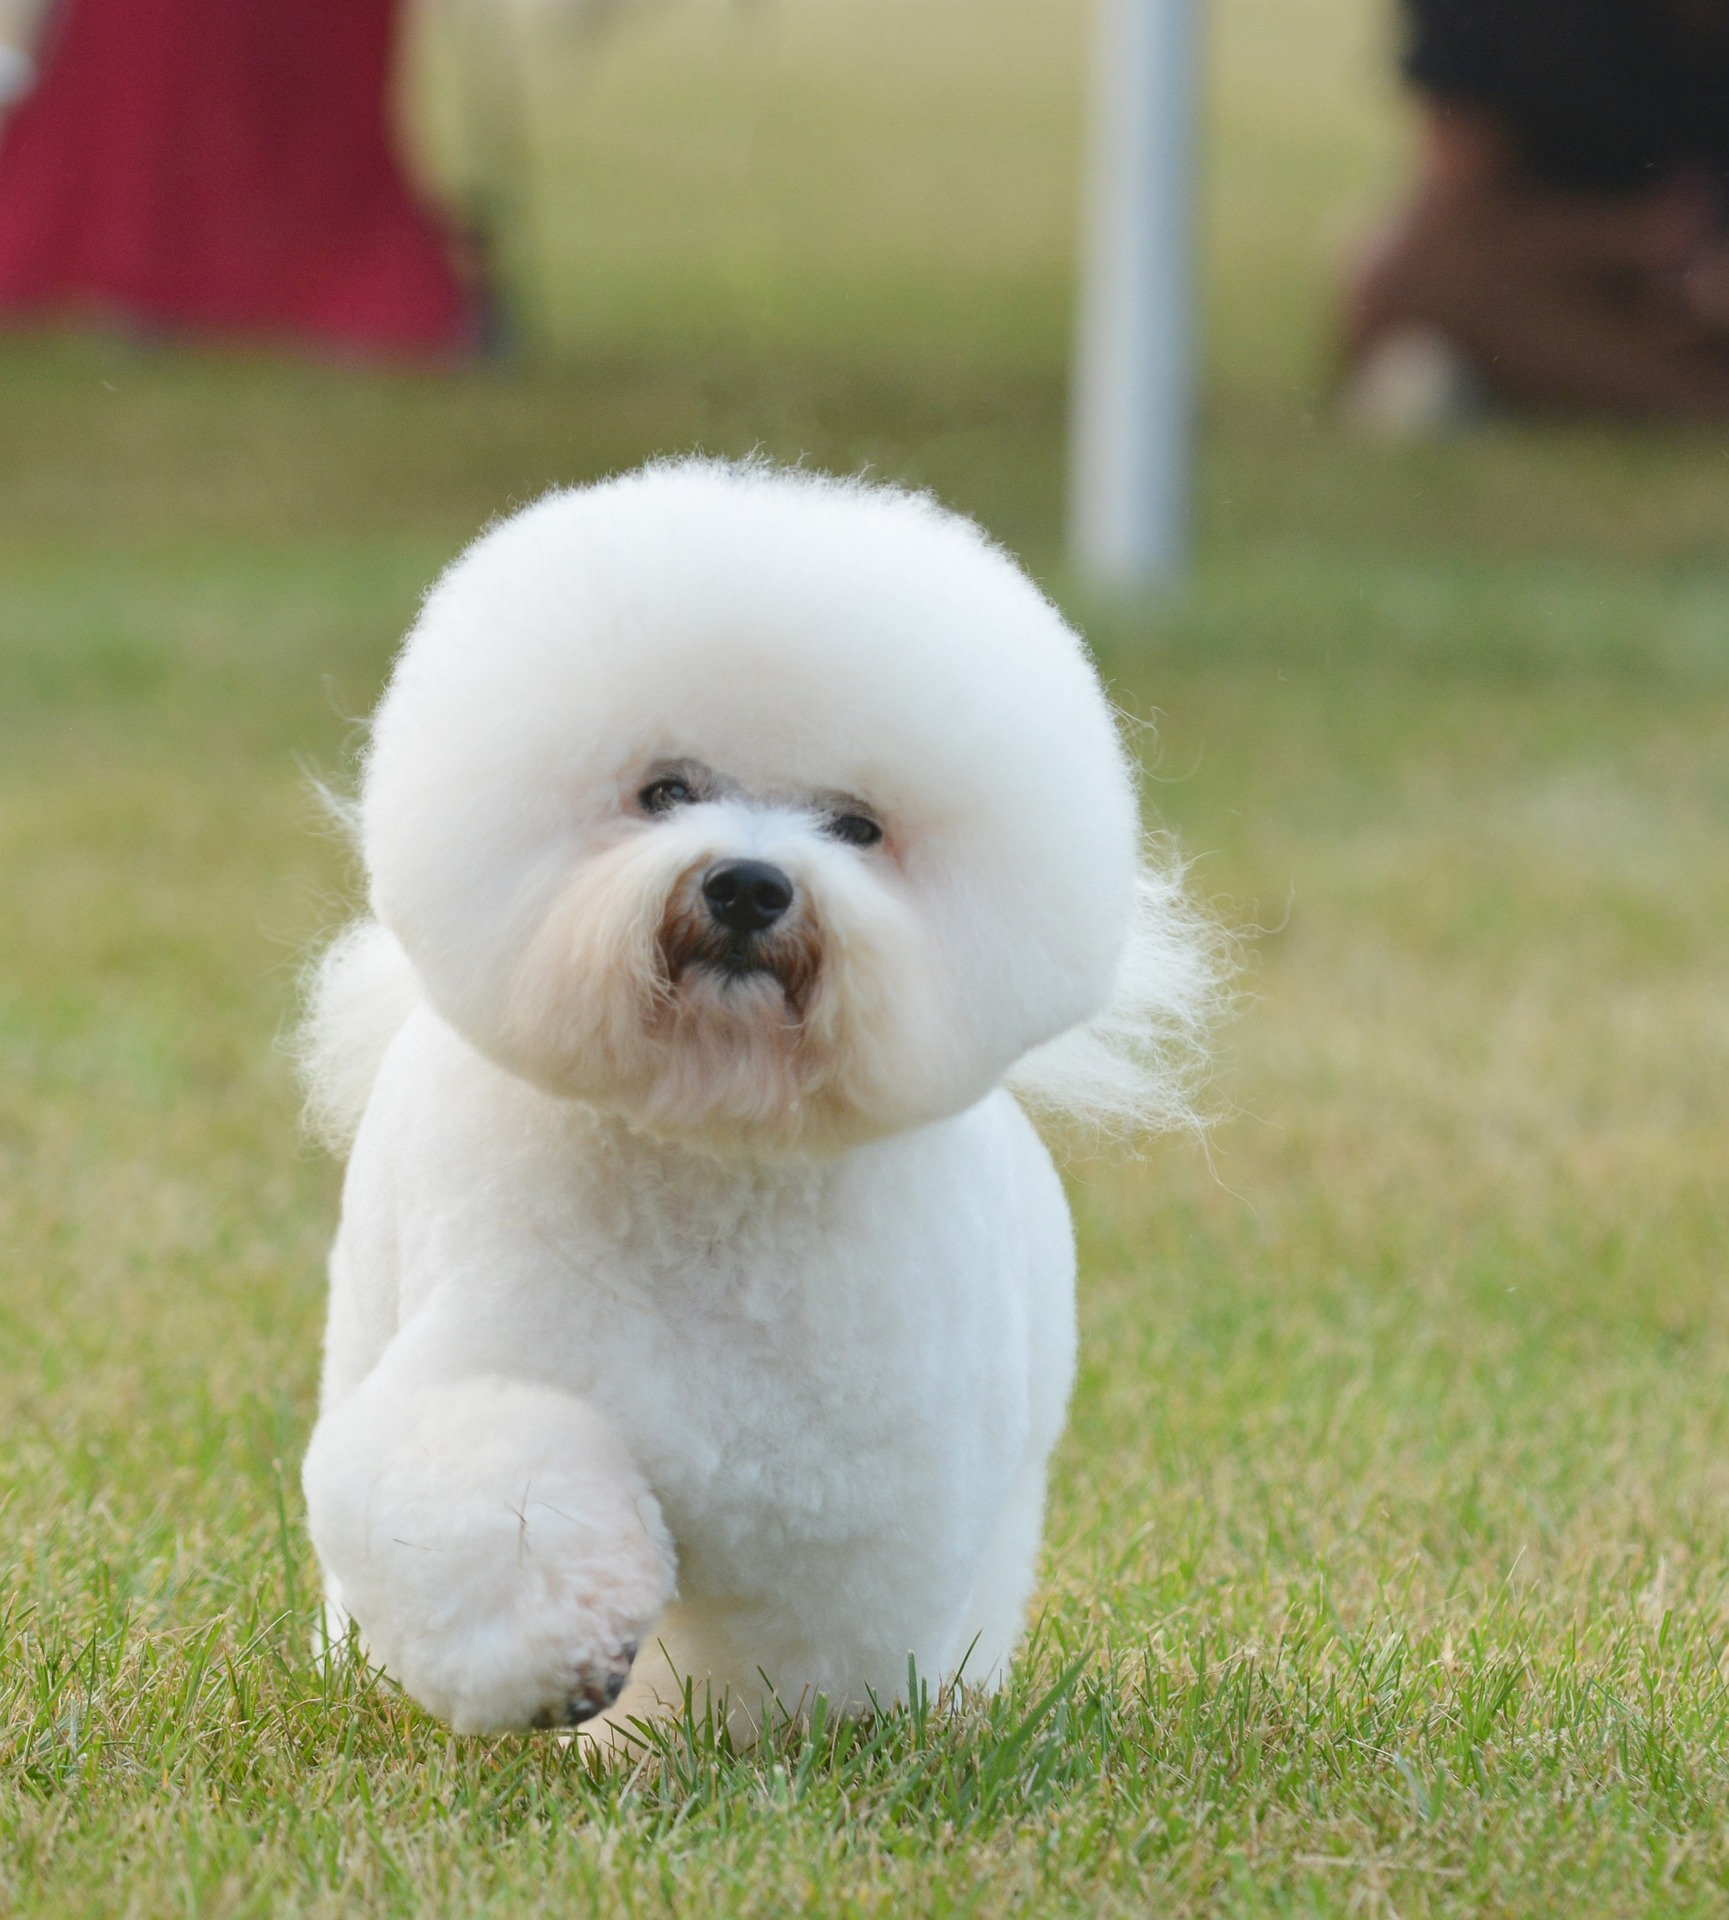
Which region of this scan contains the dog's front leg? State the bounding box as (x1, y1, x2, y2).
(303, 1340, 675, 1734)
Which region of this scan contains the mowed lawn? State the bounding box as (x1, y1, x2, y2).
(4, 0, 1729, 1911)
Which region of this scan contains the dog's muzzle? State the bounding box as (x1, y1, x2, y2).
(658, 858, 821, 1015)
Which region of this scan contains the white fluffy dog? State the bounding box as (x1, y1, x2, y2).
(298, 459, 1214, 1738)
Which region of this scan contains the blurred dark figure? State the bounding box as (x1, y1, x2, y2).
(0, 0, 475, 356)
(1344, 0, 1729, 426)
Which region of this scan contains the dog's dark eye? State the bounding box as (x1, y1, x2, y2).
(826, 812, 883, 849)
(639, 777, 696, 815)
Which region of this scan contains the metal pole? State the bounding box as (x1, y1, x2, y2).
(1069, 0, 1199, 590)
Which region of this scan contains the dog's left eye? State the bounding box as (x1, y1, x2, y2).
(825, 812, 883, 849)
(639, 777, 696, 815)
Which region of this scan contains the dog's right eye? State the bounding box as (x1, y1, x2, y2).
(638, 777, 696, 815)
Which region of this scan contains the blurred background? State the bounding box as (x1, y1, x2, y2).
(4, 0, 1729, 644)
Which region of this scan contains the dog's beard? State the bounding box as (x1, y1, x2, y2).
(641, 862, 827, 1131)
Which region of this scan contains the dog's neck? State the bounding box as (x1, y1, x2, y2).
(571, 1100, 848, 1213)
(525, 1100, 885, 1322)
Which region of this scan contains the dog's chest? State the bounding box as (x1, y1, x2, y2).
(548, 1144, 1028, 1580)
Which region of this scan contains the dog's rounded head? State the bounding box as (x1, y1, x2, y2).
(361, 461, 1146, 1151)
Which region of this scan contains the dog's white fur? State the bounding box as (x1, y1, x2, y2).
(299, 460, 1216, 1737)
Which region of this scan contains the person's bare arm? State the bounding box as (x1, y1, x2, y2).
(1349, 101, 1729, 419)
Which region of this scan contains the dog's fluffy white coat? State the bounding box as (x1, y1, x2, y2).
(300, 461, 1215, 1736)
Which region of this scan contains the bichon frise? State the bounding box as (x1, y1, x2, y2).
(299, 459, 1216, 1738)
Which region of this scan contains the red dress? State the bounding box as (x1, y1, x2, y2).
(0, 0, 473, 355)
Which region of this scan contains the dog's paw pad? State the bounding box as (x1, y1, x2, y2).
(530, 1641, 637, 1730)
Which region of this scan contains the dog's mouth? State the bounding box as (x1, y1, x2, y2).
(657, 881, 822, 1019)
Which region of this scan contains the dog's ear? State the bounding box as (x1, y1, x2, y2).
(297, 919, 420, 1151)
(1005, 850, 1228, 1143)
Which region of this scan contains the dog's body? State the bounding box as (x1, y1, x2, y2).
(301, 462, 1213, 1736)
(314, 990, 1073, 1732)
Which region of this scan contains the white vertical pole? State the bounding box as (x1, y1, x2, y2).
(1069, 0, 1199, 589)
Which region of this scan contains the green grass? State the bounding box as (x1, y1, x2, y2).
(4, 0, 1729, 1910)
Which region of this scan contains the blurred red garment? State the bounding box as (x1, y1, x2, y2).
(0, 0, 473, 355)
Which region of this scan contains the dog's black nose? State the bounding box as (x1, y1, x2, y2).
(701, 859, 794, 935)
